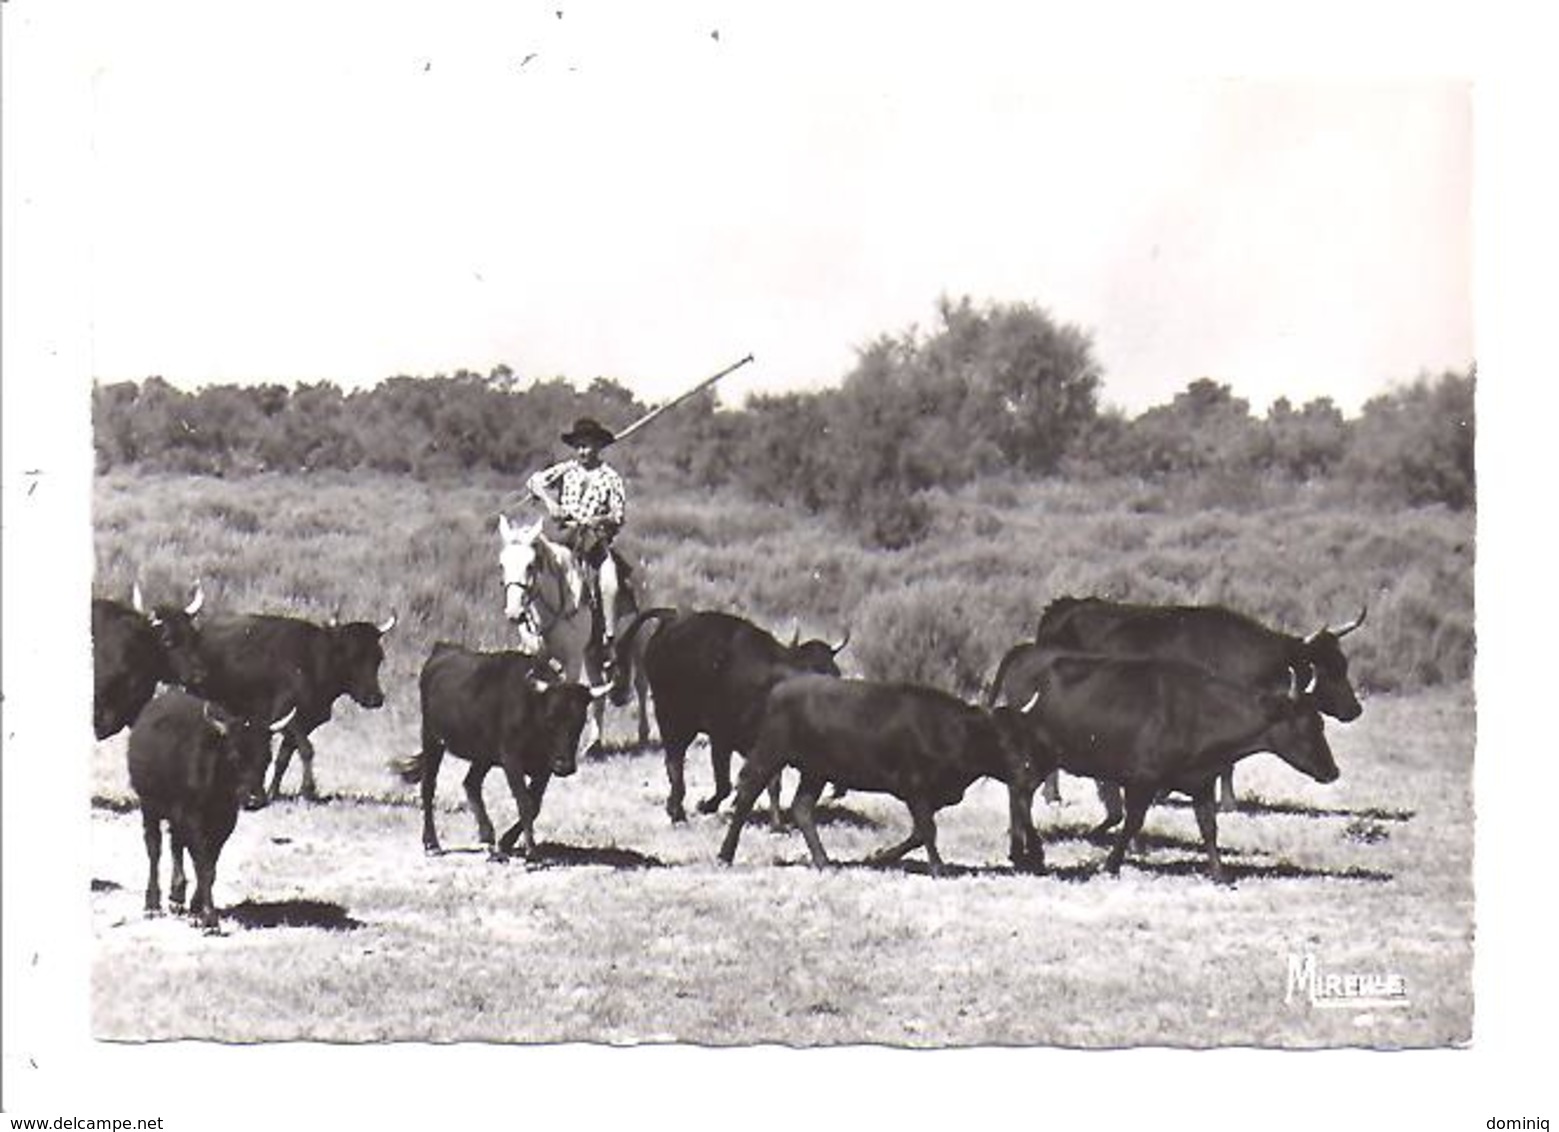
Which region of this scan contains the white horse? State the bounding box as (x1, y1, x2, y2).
(497, 513, 637, 755)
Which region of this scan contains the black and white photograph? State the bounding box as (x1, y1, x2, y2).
(3, 2, 1551, 1129)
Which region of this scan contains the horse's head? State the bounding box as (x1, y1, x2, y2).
(498, 514, 549, 652)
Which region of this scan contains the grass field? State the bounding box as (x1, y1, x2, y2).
(87, 469, 1474, 1047)
(89, 683, 1472, 1047)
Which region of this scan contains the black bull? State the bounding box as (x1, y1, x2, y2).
(717, 675, 1044, 875)
(392, 643, 612, 861)
(992, 597, 1364, 813)
(1008, 649, 1340, 882)
(184, 610, 396, 800)
(128, 689, 294, 932)
(91, 584, 207, 740)
(610, 609, 848, 825)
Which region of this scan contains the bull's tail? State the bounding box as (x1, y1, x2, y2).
(610, 607, 677, 706)
(985, 643, 1030, 708)
(389, 752, 424, 784)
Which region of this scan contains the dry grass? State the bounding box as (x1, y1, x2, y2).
(86, 469, 1473, 1047)
(90, 686, 1472, 1047)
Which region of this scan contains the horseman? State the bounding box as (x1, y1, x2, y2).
(526, 417, 629, 654)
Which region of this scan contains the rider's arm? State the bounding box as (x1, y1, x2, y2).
(599, 467, 626, 529)
(526, 462, 568, 517)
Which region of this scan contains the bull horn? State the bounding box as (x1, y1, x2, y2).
(1289, 667, 1301, 700)
(831, 628, 852, 657)
(377, 610, 398, 634)
(1332, 605, 1368, 639)
(185, 581, 205, 617)
(588, 681, 614, 700)
(1018, 690, 1041, 714)
(269, 705, 298, 733)
(132, 581, 146, 614)
(202, 701, 229, 737)
(788, 619, 801, 649)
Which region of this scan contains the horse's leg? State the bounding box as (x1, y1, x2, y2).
(635, 674, 652, 749)
(268, 731, 295, 800)
(1217, 766, 1239, 812)
(598, 555, 619, 647)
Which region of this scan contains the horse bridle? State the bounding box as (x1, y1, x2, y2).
(502, 537, 576, 639)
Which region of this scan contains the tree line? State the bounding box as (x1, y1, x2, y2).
(93, 296, 1475, 547)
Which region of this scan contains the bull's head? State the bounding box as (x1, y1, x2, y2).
(140, 581, 209, 690)
(204, 702, 295, 810)
(789, 629, 850, 677)
(531, 681, 614, 778)
(331, 617, 392, 709)
(1298, 605, 1366, 722)
(1259, 694, 1339, 785)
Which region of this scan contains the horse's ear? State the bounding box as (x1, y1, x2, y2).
(498, 514, 514, 541)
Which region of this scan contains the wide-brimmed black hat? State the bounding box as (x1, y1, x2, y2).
(561, 417, 616, 448)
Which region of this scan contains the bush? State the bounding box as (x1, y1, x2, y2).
(1343, 369, 1475, 510)
(850, 580, 1033, 698)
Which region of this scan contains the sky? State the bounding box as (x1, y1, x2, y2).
(56, 4, 1473, 416)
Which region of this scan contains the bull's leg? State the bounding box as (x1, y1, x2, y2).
(140, 813, 164, 916)
(495, 763, 540, 861)
(167, 826, 189, 913)
(1090, 780, 1126, 839)
(911, 797, 944, 877)
(419, 740, 446, 855)
(1007, 779, 1045, 873)
(1217, 767, 1239, 812)
(268, 732, 296, 800)
(658, 724, 694, 823)
(527, 771, 551, 813)
(1192, 788, 1230, 884)
(716, 758, 779, 866)
(699, 738, 736, 815)
(500, 770, 552, 855)
(790, 772, 831, 868)
(1041, 769, 1062, 805)
(867, 803, 926, 865)
(764, 770, 787, 831)
(461, 761, 497, 848)
(1103, 786, 1154, 876)
(295, 733, 321, 801)
(187, 836, 222, 934)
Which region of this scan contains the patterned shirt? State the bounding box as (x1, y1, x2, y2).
(527, 459, 626, 528)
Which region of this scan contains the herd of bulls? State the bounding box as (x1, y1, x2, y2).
(93, 579, 1365, 934)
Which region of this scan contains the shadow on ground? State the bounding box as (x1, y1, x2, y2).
(774, 852, 1391, 885)
(225, 899, 365, 931)
(1039, 819, 1276, 856)
(1144, 794, 1415, 823)
(525, 841, 664, 870)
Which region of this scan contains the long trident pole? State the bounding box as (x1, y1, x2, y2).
(500, 354, 755, 515)
(611, 353, 755, 445)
